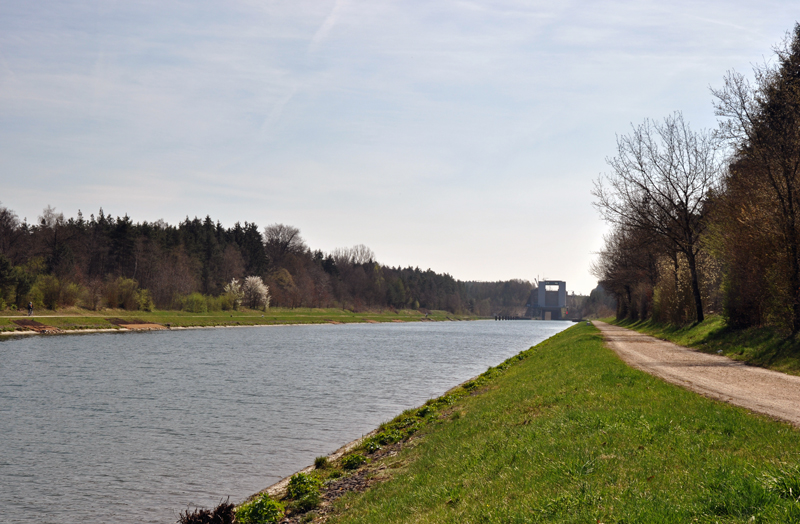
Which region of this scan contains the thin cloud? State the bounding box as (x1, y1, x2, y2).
(261, 85, 298, 135)
(0, 49, 17, 83)
(308, 0, 348, 54)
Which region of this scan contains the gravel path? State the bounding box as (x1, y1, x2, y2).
(594, 321, 800, 427)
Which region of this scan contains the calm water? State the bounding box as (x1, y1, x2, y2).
(0, 320, 569, 523)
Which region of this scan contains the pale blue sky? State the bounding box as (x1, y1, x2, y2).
(0, 1, 795, 293)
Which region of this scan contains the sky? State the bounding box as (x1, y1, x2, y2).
(0, 1, 796, 294)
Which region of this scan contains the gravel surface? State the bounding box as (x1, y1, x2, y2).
(595, 321, 800, 427)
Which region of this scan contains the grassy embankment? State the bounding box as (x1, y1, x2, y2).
(301, 323, 800, 523)
(0, 308, 476, 334)
(610, 315, 800, 376)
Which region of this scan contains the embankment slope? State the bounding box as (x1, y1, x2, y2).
(317, 323, 800, 523)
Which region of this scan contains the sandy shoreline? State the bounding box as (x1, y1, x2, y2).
(0, 319, 428, 337)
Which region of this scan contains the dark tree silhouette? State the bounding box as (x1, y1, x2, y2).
(593, 112, 722, 323)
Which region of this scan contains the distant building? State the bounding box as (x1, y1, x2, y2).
(527, 280, 568, 320)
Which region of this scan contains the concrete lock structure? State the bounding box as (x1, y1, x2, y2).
(528, 280, 568, 320)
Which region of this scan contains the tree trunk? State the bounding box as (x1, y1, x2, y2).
(617, 285, 631, 320)
(686, 249, 704, 323)
(788, 232, 800, 336)
(783, 170, 800, 336)
(672, 252, 680, 294)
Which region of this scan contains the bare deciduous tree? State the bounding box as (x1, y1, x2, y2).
(331, 244, 375, 267)
(591, 227, 659, 320)
(220, 244, 245, 284)
(593, 112, 722, 323)
(348, 244, 375, 265)
(0, 203, 21, 260)
(263, 224, 306, 267)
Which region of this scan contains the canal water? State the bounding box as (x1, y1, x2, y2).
(0, 320, 570, 523)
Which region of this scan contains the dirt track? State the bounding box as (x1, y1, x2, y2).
(594, 321, 800, 427)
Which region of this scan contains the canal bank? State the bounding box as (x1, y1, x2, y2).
(0, 308, 479, 337)
(240, 323, 800, 523)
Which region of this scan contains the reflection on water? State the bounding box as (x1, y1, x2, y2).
(0, 320, 569, 523)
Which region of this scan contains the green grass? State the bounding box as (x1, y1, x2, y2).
(321, 324, 800, 523)
(611, 315, 800, 376)
(0, 307, 478, 333)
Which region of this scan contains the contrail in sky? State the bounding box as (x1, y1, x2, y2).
(308, 0, 348, 54)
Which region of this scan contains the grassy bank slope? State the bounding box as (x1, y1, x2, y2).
(0, 308, 476, 333)
(323, 324, 800, 523)
(611, 316, 800, 376)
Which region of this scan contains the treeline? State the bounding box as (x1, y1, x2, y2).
(0, 205, 534, 315)
(593, 24, 800, 335)
(580, 284, 617, 319)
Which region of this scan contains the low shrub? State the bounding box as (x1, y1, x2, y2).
(287, 472, 322, 500)
(28, 277, 86, 310)
(425, 394, 457, 410)
(178, 499, 234, 524)
(377, 409, 426, 437)
(205, 295, 223, 312)
(462, 380, 479, 392)
(61, 282, 82, 307)
(360, 403, 444, 454)
(83, 280, 103, 310)
(376, 429, 404, 445)
(117, 277, 140, 310)
(27, 285, 44, 309)
(299, 513, 317, 524)
(282, 489, 321, 514)
(314, 456, 329, 469)
(219, 293, 236, 311)
(341, 453, 367, 470)
(182, 292, 208, 313)
(234, 493, 284, 524)
(103, 277, 140, 310)
(35, 275, 60, 310)
(138, 289, 154, 312)
(292, 492, 321, 513)
(286, 473, 323, 513)
(415, 405, 432, 417)
(363, 439, 381, 453)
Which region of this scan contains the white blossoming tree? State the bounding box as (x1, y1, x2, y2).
(223, 278, 243, 310)
(242, 276, 271, 310)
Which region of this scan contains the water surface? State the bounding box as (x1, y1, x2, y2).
(0, 320, 569, 523)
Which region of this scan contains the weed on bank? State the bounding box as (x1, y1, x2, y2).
(320, 324, 800, 523)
